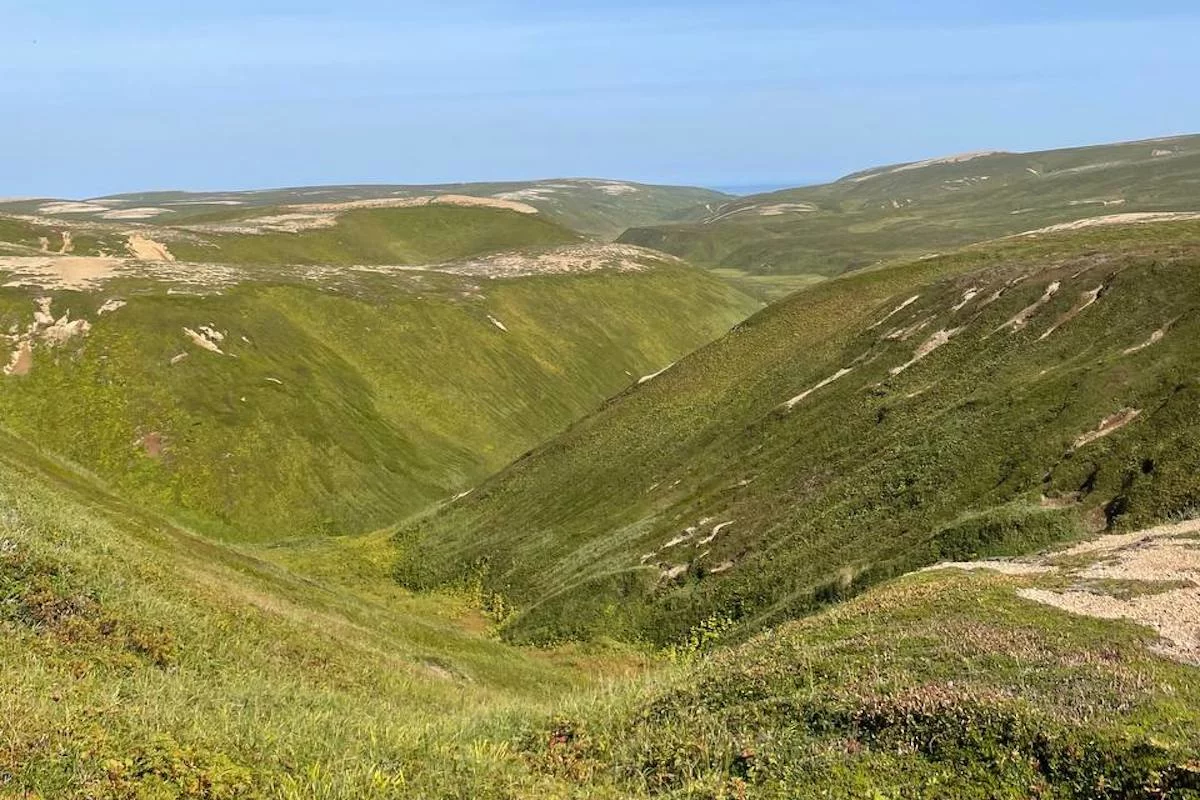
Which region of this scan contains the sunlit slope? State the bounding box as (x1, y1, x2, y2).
(0, 178, 730, 240)
(516, 565, 1200, 798)
(0, 430, 617, 798)
(620, 133, 1200, 276)
(9, 377, 1199, 799)
(397, 221, 1200, 644)
(0, 256, 758, 541)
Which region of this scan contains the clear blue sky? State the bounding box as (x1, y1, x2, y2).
(5, 1, 1200, 197)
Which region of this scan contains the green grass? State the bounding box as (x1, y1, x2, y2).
(4, 427, 1200, 798)
(0, 262, 758, 542)
(169, 206, 581, 266)
(620, 134, 1200, 275)
(514, 569, 1200, 797)
(0, 432, 652, 798)
(708, 268, 827, 301)
(397, 221, 1200, 645)
(5, 430, 1198, 798)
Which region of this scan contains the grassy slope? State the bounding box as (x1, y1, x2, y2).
(518, 568, 1200, 798)
(620, 134, 1200, 276)
(0, 432, 644, 798)
(6, 434, 1198, 797)
(0, 264, 758, 542)
(169, 206, 581, 266)
(397, 222, 1200, 644)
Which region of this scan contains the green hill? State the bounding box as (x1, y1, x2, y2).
(0, 243, 757, 541)
(620, 134, 1200, 284)
(5, 146, 1200, 798)
(397, 220, 1200, 645)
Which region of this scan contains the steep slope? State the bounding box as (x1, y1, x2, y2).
(6, 376, 1199, 799)
(621, 134, 1200, 279)
(0, 431, 620, 798)
(397, 220, 1200, 644)
(0, 246, 758, 541)
(0, 179, 730, 240)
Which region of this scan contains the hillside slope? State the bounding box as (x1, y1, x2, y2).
(397, 220, 1200, 644)
(0, 245, 758, 541)
(6, 384, 1200, 799)
(621, 134, 1200, 278)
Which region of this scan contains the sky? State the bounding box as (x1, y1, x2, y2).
(4, 1, 1200, 198)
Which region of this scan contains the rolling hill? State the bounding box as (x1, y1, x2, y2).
(0, 178, 729, 241)
(4, 147, 1200, 798)
(0, 199, 759, 541)
(620, 134, 1200, 285)
(397, 219, 1200, 646)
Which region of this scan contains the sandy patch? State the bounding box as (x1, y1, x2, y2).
(140, 432, 165, 458)
(926, 560, 1055, 576)
(430, 244, 678, 279)
(783, 367, 853, 409)
(756, 202, 817, 216)
(638, 362, 676, 385)
(890, 328, 963, 375)
(3, 298, 92, 376)
(1037, 285, 1104, 340)
(997, 281, 1060, 332)
(493, 188, 558, 202)
(868, 295, 920, 330)
(1124, 328, 1166, 355)
(883, 316, 934, 342)
(932, 518, 1200, 663)
(596, 183, 639, 196)
(37, 201, 109, 215)
(127, 234, 176, 262)
(952, 287, 981, 312)
(0, 256, 121, 290)
(3, 341, 32, 376)
(100, 207, 174, 220)
(697, 520, 734, 547)
(1017, 518, 1200, 663)
(1018, 212, 1200, 236)
(184, 327, 225, 354)
(1073, 408, 1141, 450)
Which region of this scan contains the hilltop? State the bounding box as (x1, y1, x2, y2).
(0, 178, 729, 242)
(620, 134, 1200, 291)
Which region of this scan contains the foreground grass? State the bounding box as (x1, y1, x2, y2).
(520, 570, 1200, 797)
(5, 437, 1198, 797)
(0, 439, 660, 798)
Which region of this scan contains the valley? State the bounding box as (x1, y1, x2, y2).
(3, 139, 1200, 798)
